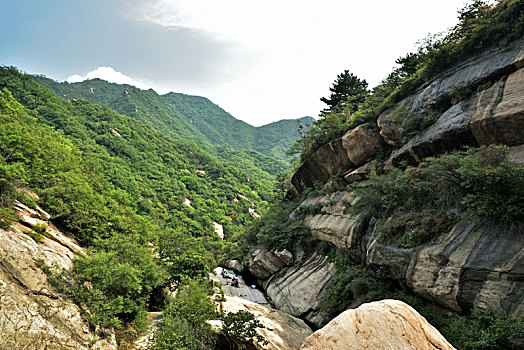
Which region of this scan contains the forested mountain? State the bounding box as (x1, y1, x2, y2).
(1, 65, 293, 343)
(34, 77, 313, 164)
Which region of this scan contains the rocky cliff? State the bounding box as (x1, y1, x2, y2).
(291, 38, 524, 194)
(256, 38, 524, 332)
(0, 200, 116, 349)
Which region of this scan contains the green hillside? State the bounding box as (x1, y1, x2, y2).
(34, 77, 313, 165)
(0, 65, 286, 335)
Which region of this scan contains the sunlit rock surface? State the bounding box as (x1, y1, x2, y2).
(300, 300, 455, 350)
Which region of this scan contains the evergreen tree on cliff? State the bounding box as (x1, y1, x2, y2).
(320, 70, 369, 115)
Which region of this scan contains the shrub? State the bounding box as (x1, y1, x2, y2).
(220, 310, 268, 347)
(377, 210, 459, 248)
(349, 146, 524, 223)
(32, 222, 48, 235)
(0, 207, 16, 229)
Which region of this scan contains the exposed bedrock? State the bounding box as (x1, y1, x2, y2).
(291, 123, 384, 195)
(244, 248, 336, 329)
(298, 193, 524, 317)
(378, 39, 524, 148)
(392, 66, 524, 165)
(0, 203, 116, 350)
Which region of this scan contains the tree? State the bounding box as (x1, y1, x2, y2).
(320, 70, 369, 115)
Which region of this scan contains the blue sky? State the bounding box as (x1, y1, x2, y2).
(0, 0, 466, 125)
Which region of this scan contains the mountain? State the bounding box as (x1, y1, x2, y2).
(34, 77, 314, 164)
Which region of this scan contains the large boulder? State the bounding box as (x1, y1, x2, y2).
(341, 123, 384, 166)
(291, 138, 355, 194)
(264, 253, 335, 328)
(290, 123, 385, 195)
(299, 300, 455, 350)
(213, 295, 313, 350)
(247, 249, 294, 280)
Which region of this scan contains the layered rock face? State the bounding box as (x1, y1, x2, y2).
(298, 193, 524, 317)
(245, 248, 335, 328)
(290, 123, 384, 195)
(299, 300, 455, 350)
(213, 295, 313, 350)
(264, 254, 335, 327)
(290, 39, 524, 196)
(0, 202, 115, 349)
(280, 39, 524, 320)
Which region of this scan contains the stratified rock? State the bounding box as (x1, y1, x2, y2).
(291, 138, 355, 194)
(378, 39, 524, 147)
(391, 98, 478, 165)
(0, 221, 116, 349)
(343, 162, 375, 184)
(225, 259, 245, 274)
(264, 254, 335, 328)
(213, 295, 313, 350)
(392, 67, 524, 165)
(471, 68, 524, 146)
(300, 300, 455, 350)
(365, 213, 524, 316)
(295, 191, 363, 261)
(341, 123, 384, 166)
(248, 249, 294, 280)
(408, 38, 523, 115)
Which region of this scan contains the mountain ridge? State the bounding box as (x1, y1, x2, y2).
(34, 76, 314, 164)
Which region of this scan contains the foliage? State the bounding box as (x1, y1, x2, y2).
(153, 280, 218, 350)
(220, 310, 268, 347)
(288, 0, 523, 165)
(397, 294, 524, 350)
(319, 70, 369, 115)
(34, 76, 310, 166)
(0, 207, 16, 229)
(349, 146, 524, 223)
(46, 235, 167, 329)
(288, 71, 371, 161)
(243, 200, 312, 252)
(376, 210, 460, 248)
(32, 222, 48, 235)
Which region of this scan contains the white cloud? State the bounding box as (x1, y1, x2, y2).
(66, 66, 151, 89)
(125, 1, 466, 125)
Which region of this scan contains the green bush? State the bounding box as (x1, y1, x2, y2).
(32, 222, 48, 235)
(377, 210, 459, 248)
(153, 280, 218, 350)
(220, 310, 267, 347)
(350, 146, 524, 223)
(0, 207, 16, 229)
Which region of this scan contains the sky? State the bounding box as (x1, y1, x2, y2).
(0, 0, 468, 126)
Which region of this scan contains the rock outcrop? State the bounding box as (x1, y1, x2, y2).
(299, 300, 455, 350)
(247, 249, 294, 280)
(290, 122, 384, 195)
(392, 65, 524, 165)
(366, 214, 524, 317)
(0, 203, 116, 349)
(212, 295, 313, 350)
(296, 191, 524, 317)
(264, 254, 335, 328)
